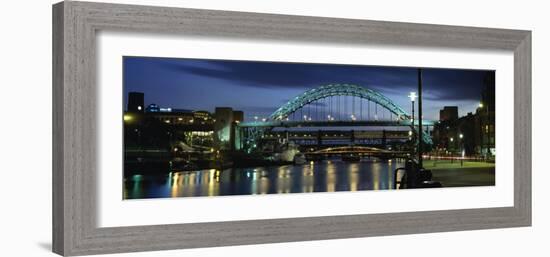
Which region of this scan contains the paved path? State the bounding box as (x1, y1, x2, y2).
(431, 166, 495, 187)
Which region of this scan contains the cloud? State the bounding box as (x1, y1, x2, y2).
(125, 57, 494, 110)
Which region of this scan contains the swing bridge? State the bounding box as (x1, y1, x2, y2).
(234, 84, 435, 153)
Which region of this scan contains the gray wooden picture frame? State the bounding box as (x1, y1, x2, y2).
(52, 1, 531, 256)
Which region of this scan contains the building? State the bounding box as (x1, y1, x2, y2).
(213, 107, 235, 150)
(127, 92, 144, 113)
(439, 106, 458, 121)
(125, 92, 245, 153)
(212, 108, 245, 150)
(432, 71, 495, 158)
(232, 110, 244, 123)
(142, 104, 214, 126)
(145, 103, 160, 112)
(124, 92, 217, 152)
(477, 72, 496, 157)
(433, 112, 479, 156)
(193, 110, 215, 124)
(150, 111, 195, 125)
(231, 110, 244, 150)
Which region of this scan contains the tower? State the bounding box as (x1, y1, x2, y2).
(127, 92, 144, 113)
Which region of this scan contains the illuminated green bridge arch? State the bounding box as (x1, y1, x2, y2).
(236, 83, 433, 149)
(270, 83, 410, 121)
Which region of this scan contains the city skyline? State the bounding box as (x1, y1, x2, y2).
(123, 56, 494, 121)
(122, 55, 496, 199)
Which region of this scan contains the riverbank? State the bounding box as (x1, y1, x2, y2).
(423, 160, 495, 187)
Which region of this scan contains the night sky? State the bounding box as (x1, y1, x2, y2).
(123, 56, 494, 121)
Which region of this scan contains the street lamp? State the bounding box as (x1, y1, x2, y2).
(408, 92, 417, 126)
(478, 101, 489, 158)
(123, 114, 132, 122)
(459, 133, 465, 166)
(408, 92, 417, 162)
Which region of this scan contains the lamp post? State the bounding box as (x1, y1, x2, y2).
(417, 68, 423, 168)
(408, 91, 417, 164)
(459, 133, 464, 166)
(408, 92, 417, 126)
(450, 137, 454, 163)
(479, 101, 490, 159)
(478, 102, 484, 158)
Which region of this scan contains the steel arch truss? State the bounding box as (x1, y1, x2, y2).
(268, 83, 432, 145)
(269, 83, 410, 121)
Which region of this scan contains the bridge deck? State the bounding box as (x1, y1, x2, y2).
(238, 120, 434, 128)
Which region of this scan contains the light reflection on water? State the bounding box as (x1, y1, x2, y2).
(124, 159, 402, 199)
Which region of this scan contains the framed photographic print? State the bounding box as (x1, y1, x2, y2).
(53, 1, 531, 256)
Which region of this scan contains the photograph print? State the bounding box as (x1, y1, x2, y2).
(123, 57, 495, 199)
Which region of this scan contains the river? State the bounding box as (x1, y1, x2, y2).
(124, 159, 406, 199)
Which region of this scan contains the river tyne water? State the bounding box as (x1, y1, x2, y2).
(124, 159, 405, 199)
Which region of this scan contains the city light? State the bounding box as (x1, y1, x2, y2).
(408, 92, 417, 102)
(122, 64, 495, 199)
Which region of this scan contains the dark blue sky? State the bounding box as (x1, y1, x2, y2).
(123, 56, 494, 121)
